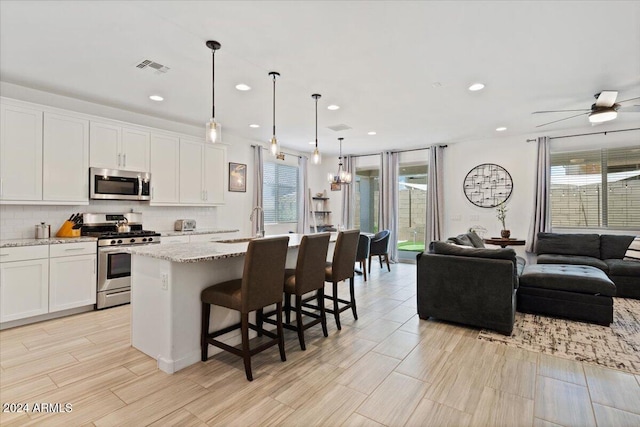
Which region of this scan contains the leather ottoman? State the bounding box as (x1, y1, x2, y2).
(518, 264, 616, 326)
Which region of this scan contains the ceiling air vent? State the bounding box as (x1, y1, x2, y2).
(327, 124, 352, 132)
(135, 59, 170, 74)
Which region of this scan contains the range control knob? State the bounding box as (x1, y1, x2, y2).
(110, 240, 116, 245)
(148, 237, 154, 242)
(130, 238, 136, 243)
(117, 240, 123, 244)
(142, 238, 148, 242)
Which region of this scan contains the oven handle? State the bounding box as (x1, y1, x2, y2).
(99, 243, 160, 253)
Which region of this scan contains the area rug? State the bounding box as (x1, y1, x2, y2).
(478, 297, 640, 374)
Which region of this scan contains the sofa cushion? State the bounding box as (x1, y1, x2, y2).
(536, 254, 609, 273)
(520, 264, 616, 296)
(536, 233, 601, 258)
(605, 259, 640, 277)
(430, 241, 516, 261)
(601, 234, 636, 260)
(466, 231, 486, 248)
(623, 236, 640, 262)
(516, 256, 526, 276)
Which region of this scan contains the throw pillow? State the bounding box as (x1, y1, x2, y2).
(623, 237, 640, 262)
(449, 234, 474, 247)
(466, 231, 486, 248)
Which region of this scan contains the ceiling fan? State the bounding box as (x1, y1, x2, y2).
(533, 91, 640, 128)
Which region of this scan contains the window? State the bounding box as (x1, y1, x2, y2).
(263, 161, 298, 223)
(354, 164, 379, 234)
(398, 163, 428, 253)
(550, 146, 640, 229)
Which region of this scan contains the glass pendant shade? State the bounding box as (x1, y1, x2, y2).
(270, 136, 279, 156)
(313, 147, 321, 165)
(206, 118, 218, 143)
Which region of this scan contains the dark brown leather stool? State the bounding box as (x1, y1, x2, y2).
(264, 233, 330, 351)
(324, 229, 360, 330)
(200, 236, 289, 381)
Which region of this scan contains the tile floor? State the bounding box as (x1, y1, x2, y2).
(1, 263, 639, 426)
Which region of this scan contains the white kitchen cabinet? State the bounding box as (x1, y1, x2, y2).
(0, 103, 43, 201)
(90, 121, 150, 172)
(49, 242, 96, 313)
(43, 112, 89, 202)
(0, 246, 49, 323)
(150, 133, 180, 204)
(179, 138, 226, 205)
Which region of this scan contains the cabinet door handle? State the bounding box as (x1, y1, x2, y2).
(0, 177, 3, 197)
(94, 259, 96, 274)
(118, 153, 122, 167)
(123, 153, 126, 167)
(151, 187, 155, 200)
(0, 253, 9, 257)
(205, 190, 208, 201)
(64, 247, 85, 251)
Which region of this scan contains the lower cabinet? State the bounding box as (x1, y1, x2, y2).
(0, 242, 97, 324)
(0, 245, 49, 323)
(49, 242, 97, 313)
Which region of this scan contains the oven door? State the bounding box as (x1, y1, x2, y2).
(98, 246, 131, 292)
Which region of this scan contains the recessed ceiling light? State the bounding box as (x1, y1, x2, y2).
(249, 124, 260, 128)
(149, 95, 164, 101)
(235, 83, 251, 91)
(327, 105, 340, 110)
(468, 83, 485, 91)
(432, 82, 442, 88)
(368, 131, 377, 135)
(495, 127, 507, 132)
(308, 141, 315, 145)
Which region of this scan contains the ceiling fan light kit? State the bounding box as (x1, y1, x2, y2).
(205, 40, 221, 143)
(588, 107, 618, 124)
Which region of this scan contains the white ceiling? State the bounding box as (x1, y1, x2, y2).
(1, 1, 639, 155)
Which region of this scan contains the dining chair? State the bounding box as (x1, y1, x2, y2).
(369, 229, 391, 273)
(356, 233, 371, 281)
(200, 236, 289, 381)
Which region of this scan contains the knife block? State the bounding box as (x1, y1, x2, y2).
(56, 221, 81, 237)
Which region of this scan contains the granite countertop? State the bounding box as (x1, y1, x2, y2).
(0, 236, 98, 248)
(160, 228, 239, 237)
(130, 233, 337, 263)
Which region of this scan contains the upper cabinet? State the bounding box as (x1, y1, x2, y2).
(179, 138, 225, 206)
(90, 121, 150, 172)
(150, 133, 180, 205)
(43, 113, 89, 202)
(0, 104, 43, 201)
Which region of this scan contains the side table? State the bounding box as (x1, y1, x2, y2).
(484, 238, 526, 248)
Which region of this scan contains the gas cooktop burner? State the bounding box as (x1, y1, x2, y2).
(90, 230, 160, 238)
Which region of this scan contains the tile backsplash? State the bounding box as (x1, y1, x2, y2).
(1, 201, 224, 240)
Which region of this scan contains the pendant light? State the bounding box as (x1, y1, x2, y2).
(312, 93, 322, 164)
(269, 71, 280, 156)
(328, 137, 352, 185)
(205, 40, 221, 143)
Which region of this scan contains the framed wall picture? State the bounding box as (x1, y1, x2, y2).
(229, 162, 246, 192)
(330, 182, 341, 191)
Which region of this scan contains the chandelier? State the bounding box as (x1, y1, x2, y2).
(327, 137, 352, 185)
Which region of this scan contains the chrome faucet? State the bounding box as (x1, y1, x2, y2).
(250, 206, 264, 237)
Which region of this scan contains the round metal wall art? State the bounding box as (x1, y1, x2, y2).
(463, 163, 513, 207)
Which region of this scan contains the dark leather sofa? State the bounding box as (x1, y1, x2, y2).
(417, 241, 525, 335)
(536, 233, 640, 299)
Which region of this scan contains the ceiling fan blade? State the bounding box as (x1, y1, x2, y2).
(536, 112, 590, 128)
(617, 96, 640, 104)
(619, 105, 640, 112)
(595, 90, 618, 107)
(532, 109, 590, 114)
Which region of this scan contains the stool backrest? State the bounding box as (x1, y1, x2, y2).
(242, 236, 290, 312)
(295, 233, 331, 295)
(331, 229, 360, 282)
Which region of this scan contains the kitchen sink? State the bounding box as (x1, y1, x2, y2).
(216, 237, 255, 243)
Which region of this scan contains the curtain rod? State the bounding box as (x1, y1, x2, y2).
(526, 127, 640, 143)
(250, 144, 305, 159)
(349, 145, 447, 158)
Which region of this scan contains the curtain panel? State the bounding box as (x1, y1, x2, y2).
(379, 151, 399, 262)
(252, 146, 264, 237)
(341, 155, 356, 229)
(426, 145, 445, 244)
(525, 136, 551, 252)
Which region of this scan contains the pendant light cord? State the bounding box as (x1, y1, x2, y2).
(211, 49, 215, 119)
(272, 73, 276, 138)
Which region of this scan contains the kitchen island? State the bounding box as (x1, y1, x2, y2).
(129, 233, 336, 374)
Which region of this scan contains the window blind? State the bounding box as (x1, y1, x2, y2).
(263, 161, 298, 224)
(550, 146, 640, 229)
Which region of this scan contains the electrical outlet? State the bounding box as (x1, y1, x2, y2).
(161, 273, 168, 290)
(469, 214, 479, 221)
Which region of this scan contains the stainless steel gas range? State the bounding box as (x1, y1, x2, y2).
(81, 213, 161, 309)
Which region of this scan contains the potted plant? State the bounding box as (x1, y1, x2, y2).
(496, 202, 510, 238)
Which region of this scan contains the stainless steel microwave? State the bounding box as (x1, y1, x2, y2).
(90, 168, 151, 201)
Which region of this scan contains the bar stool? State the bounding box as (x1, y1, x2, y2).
(324, 229, 360, 330)
(200, 236, 289, 381)
(264, 233, 330, 351)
